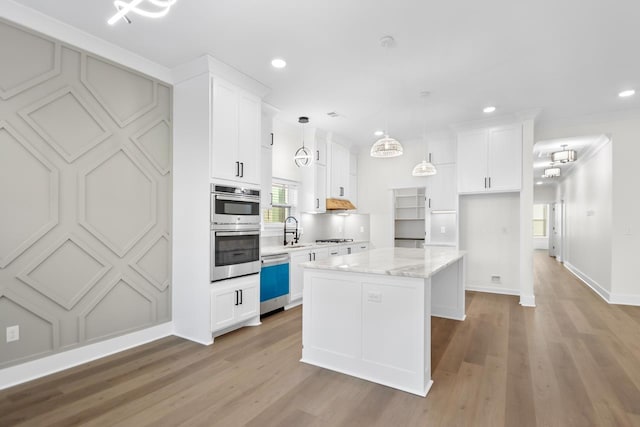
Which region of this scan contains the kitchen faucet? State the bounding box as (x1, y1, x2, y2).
(284, 216, 299, 245)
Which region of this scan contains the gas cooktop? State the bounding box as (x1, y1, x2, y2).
(315, 239, 354, 243)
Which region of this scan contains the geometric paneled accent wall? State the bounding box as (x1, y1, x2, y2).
(0, 19, 172, 368)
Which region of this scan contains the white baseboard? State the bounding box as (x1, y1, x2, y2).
(0, 322, 173, 391)
(564, 262, 611, 303)
(609, 293, 640, 306)
(465, 285, 520, 296)
(519, 294, 536, 307)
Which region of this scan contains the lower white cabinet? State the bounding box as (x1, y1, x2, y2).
(289, 248, 329, 304)
(211, 274, 260, 333)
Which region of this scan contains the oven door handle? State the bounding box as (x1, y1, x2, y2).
(215, 194, 259, 203)
(215, 231, 260, 237)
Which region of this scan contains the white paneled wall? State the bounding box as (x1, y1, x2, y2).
(0, 20, 172, 369)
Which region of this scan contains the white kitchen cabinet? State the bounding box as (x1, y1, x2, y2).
(210, 274, 260, 333)
(260, 146, 272, 209)
(354, 242, 369, 253)
(300, 161, 327, 213)
(457, 124, 522, 194)
(289, 248, 329, 305)
(211, 78, 261, 185)
(349, 152, 358, 208)
(260, 106, 277, 208)
(427, 137, 456, 165)
(314, 128, 327, 165)
(328, 142, 350, 199)
(426, 163, 456, 211)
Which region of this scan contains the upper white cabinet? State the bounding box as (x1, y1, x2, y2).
(349, 152, 358, 208)
(314, 129, 328, 165)
(427, 163, 456, 211)
(211, 78, 260, 185)
(260, 105, 277, 208)
(457, 124, 522, 194)
(427, 137, 456, 165)
(328, 142, 350, 199)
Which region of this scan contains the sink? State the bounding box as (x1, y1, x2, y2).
(286, 243, 312, 248)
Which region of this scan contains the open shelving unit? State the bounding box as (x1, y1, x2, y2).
(394, 188, 426, 248)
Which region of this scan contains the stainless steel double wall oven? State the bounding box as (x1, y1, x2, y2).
(210, 184, 260, 282)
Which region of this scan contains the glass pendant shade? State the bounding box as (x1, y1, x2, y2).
(412, 159, 437, 176)
(370, 135, 403, 158)
(551, 149, 577, 163)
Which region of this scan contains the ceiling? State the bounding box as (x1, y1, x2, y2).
(9, 0, 640, 147)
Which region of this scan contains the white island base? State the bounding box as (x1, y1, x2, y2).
(301, 248, 465, 397)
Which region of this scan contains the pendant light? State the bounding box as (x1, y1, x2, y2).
(412, 154, 437, 176)
(370, 134, 403, 158)
(551, 144, 577, 163)
(543, 167, 561, 178)
(412, 91, 437, 176)
(108, 0, 178, 25)
(294, 116, 312, 167)
(370, 36, 404, 158)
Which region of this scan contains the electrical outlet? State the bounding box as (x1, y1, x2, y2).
(359, 226, 364, 233)
(6, 325, 19, 343)
(440, 226, 446, 234)
(491, 275, 501, 283)
(367, 291, 382, 303)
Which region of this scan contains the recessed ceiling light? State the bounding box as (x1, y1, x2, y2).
(271, 58, 287, 69)
(374, 130, 384, 136)
(483, 106, 496, 113)
(619, 89, 635, 98)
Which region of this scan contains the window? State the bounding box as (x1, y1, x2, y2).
(532, 204, 548, 237)
(263, 180, 298, 225)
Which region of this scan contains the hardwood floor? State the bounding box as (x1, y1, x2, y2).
(2, 251, 640, 426)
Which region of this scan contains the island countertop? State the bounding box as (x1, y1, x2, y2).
(300, 246, 465, 279)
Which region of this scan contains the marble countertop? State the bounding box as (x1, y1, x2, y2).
(261, 240, 368, 257)
(300, 247, 465, 279)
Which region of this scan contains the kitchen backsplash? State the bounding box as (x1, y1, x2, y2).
(261, 213, 370, 247)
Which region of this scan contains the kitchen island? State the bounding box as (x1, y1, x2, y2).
(301, 247, 465, 396)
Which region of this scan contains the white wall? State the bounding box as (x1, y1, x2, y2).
(459, 193, 521, 294)
(558, 141, 612, 295)
(357, 131, 455, 249)
(537, 109, 639, 304)
(534, 185, 557, 204)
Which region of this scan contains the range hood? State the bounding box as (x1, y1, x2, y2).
(326, 198, 356, 211)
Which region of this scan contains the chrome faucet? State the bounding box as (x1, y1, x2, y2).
(284, 216, 299, 246)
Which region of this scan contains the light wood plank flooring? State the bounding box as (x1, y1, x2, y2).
(2, 251, 640, 426)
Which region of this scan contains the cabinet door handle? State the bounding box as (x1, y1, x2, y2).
(313, 252, 316, 261)
(240, 162, 244, 178)
(488, 177, 491, 188)
(347, 248, 351, 254)
(428, 198, 431, 208)
(484, 177, 487, 188)
(428, 152, 432, 163)
(270, 132, 274, 146)
(340, 186, 344, 197)
(235, 162, 240, 177)
(316, 150, 320, 161)
(234, 290, 239, 306)
(316, 198, 319, 209)
(308, 253, 312, 261)
(239, 289, 243, 305)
